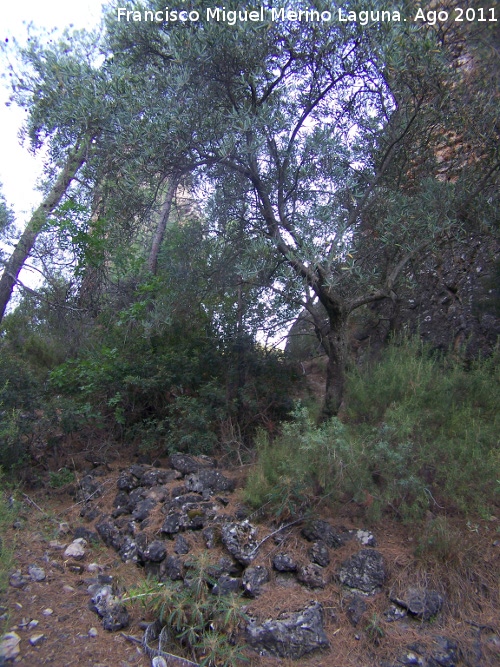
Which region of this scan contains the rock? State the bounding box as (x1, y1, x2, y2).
(297, 563, 327, 589)
(346, 595, 367, 626)
(57, 522, 71, 535)
(391, 588, 444, 621)
(131, 498, 157, 522)
(185, 469, 235, 494)
(246, 601, 329, 659)
(211, 574, 241, 596)
(384, 604, 407, 622)
(431, 636, 459, 667)
(141, 469, 180, 487)
(96, 520, 124, 551)
(88, 627, 98, 638)
(90, 585, 129, 632)
(29, 633, 45, 646)
(338, 549, 386, 594)
(174, 534, 190, 555)
(301, 520, 349, 548)
(73, 527, 100, 544)
(169, 453, 216, 475)
(152, 657, 168, 667)
(203, 527, 217, 549)
(242, 566, 269, 597)
(9, 570, 28, 589)
(161, 513, 181, 535)
(117, 471, 141, 492)
(272, 553, 298, 572)
(163, 555, 183, 581)
(141, 540, 167, 563)
(42, 608, 54, 616)
(355, 529, 376, 547)
(0, 631, 21, 660)
(309, 541, 330, 567)
(76, 474, 102, 502)
(28, 565, 46, 582)
(64, 538, 87, 560)
(221, 521, 258, 565)
(118, 536, 139, 563)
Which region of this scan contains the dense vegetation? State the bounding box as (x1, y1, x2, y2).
(0, 0, 498, 523)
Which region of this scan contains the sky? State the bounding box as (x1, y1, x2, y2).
(0, 0, 110, 224)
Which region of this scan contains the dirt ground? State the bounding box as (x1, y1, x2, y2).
(1, 450, 499, 667)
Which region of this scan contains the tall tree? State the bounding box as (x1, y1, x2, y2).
(105, 0, 498, 416)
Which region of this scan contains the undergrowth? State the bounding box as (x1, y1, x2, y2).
(245, 337, 499, 522)
(125, 553, 248, 666)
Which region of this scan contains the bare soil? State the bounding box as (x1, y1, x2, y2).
(1, 447, 499, 667)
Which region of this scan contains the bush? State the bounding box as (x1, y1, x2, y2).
(245, 337, 499, 521)
(125, 553, 247, 666)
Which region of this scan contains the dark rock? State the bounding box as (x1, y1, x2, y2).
(96, 520, 124, 552)
(119, 536, 139, 563)
(142, 540, 167, 563)
(212, 574, 241, 596)
(80, 504, 100, 521)
(203, 527, 217, 549)
(117, 471, 141, 492)
(272, 553, 298, 572)
(131, 498, 157, 522)
(310, 541, 330, 567)
(90, 585, 130, 632)
(129, 486, 147, 507)
(235, 505, 250, 520)
(246, 601, 329, 659)
(384, 604, 407, 622)
(217, 556, 242, 576)
(346, 595, 367, 627)
(73, 527, 99, 544)
(161, 513, 182, 535)
(129, 464, 146, 479)
(185, 469, 235, 494)
(76, 475, 103, 502)
(113, 491, 130, 510)
(338, 549, 386, 594)
(301, 520, 349, 548)
(221, 521, 258, 565)
(242, 566, 269, 597)
(174, 534, 190, 555)
(141, 469, 180, 487)
(162, 555, 184, 581)
(297, 563, 327, 589)
(391, 588, 444, 621)
(169, 453, 216, 475)
(430, 636, 459, 667)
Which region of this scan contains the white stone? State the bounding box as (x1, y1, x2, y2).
(0, 632, 21, 659)
(29, 633, 45, 646)
(42, 608, 53, 616)
(64, 539, 87, 560)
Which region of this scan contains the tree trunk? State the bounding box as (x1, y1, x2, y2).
(0, 138, 90, 323)
(319, 318, 348, 421)
(148, 176, 178, 275)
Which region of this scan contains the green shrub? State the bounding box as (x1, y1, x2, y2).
(125, 553, 248, 666)
(245, 337, 499, 522)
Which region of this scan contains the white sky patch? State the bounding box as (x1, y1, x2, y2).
(0, 0, 108, 223)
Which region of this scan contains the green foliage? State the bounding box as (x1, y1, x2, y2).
(48, 467, 75, 488)
(365, 613, 385, 646)
(246, 337, 499, 521)
(125, 554, 248, 666)
(244, 407, 348, 518)
(0, 471, 17, 602)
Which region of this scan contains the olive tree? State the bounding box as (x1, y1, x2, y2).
(104, 0, 500, 417)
